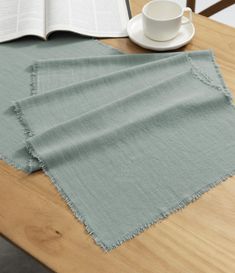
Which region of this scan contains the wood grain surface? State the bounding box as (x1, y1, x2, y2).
(1, 1, 235, 272)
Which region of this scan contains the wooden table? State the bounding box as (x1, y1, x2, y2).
(1, 1, 235, 272)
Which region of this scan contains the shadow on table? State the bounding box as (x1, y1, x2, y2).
(0, 235, 54, 273)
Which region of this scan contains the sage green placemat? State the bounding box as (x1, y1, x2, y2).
(13, 50, 235, 250)
(32, 50, 222, 95)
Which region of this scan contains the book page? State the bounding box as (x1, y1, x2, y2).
(0, 0, 45, 43)
(46, 0, 129, 37)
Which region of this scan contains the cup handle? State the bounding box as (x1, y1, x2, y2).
(182, 7, 192, 24)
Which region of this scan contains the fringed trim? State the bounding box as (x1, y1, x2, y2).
(12, 93, 235, 251)
(10, 49, 235, 251)
(103, 170, 235, 250)
(108, 52, 235, 251)
(210, 50, 234, 104)
(187, 52, 234, 106)
(25, 140, 110, 251)
(30, 63, 39, 96)
(12, 101, 35, 172)
(187, 55, 214, 83)
(0, 152, 30, 173)
(12, 100, 109, 250)
(12, 102, 33, 138)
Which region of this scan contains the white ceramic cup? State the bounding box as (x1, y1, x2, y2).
(142, 0, 192, 41)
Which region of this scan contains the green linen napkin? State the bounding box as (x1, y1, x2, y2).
(32, 50, 223, 95)
(12, 50, 235, 250)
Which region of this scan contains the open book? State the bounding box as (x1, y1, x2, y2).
(0, 0, 131, 43)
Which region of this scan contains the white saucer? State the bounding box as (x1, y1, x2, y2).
(127, 14, 195, 51)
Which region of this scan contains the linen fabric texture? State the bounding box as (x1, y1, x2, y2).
(0, 36, 235, 250)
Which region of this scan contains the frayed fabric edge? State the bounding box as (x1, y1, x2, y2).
(0, 61, 39, 172)
(210, 50, 234, 103)
(12, 93, 235, 251)
(187, 50, 234, 106)
(1, 103, 35, 173)
(12, 100, 111, 251)
(30, 62, 39, 96)
(105, 170, 235, 250)
(8, 47, 235, 250)
(0, 152, 30, 173)
(29, 39, 123, 97)
(25, 140, 110, 251)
